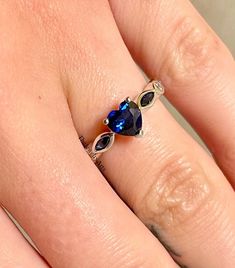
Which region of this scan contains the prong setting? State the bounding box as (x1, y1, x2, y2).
(103, 118, 109, 125)
(135, 129, 144, 138)
(88, 80, 164, 158)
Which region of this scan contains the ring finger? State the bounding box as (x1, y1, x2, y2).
(68, 4, 235, 268)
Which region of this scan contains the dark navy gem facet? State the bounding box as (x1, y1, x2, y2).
(107, 101, 142, 136)
(95, 135, 111, 151)
(119, 101, 129, 111)
(140, 91, 155, 107)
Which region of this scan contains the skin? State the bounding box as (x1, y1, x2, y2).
(0, 208, 48, 267)
(0, 0, 235, 267)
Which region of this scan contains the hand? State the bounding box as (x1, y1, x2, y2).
(0, 1, 235, 267)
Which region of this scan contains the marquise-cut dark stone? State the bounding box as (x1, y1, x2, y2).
(107, 100, 142, 136)
(95, 135, 111, 151)
(140, 91, 155, 107)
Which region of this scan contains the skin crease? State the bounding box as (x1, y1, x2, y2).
(0, 0, 235, 268)
(0, 208, 49, 267)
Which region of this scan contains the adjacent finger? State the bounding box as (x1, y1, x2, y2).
(0, 208, 49, 267)
(67, 3, 235, 268)
(109, 0, 235, 188)
(101, 100, 235, 268)
(0, 1, 177, 267)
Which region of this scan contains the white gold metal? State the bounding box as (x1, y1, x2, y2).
(153, 80, 165, 95)
(103, 118, 109, 125)
(135, 129, 144, 138)
(137, 89, 157, 110)
(88, 80, 164, 158)
(136, 80, 164, 110)
(91, 132, 115, 154)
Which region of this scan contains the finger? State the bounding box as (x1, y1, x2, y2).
(0, 41, 175, 268)
(0, 1, 176, 267)
(67, 4, 235, 268)
(109, 0, 235, 188)
(101, 101, 235, 268)
(0, 208, 49, 267)
(0, 85, 174, 268)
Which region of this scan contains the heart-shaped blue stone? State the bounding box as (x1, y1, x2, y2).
(107, 100, 142, 136)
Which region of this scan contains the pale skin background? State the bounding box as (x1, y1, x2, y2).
(0, 0, 235, 268)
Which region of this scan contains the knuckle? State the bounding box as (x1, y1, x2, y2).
(136, 155, 211, 230)
(160, 16, 221, 89)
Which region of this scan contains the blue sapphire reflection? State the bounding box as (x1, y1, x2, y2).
(107, 100, 142, 136)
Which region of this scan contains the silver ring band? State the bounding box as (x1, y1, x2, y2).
(86, 80, 165, 159)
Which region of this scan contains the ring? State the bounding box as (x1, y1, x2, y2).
(86, 80, 165, 159)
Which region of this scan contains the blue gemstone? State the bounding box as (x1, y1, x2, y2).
(95, 135, 111, 151)
(107, 101, 142, 136)
(140, 91, 155, 107)
(119, 101, 129, 111)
